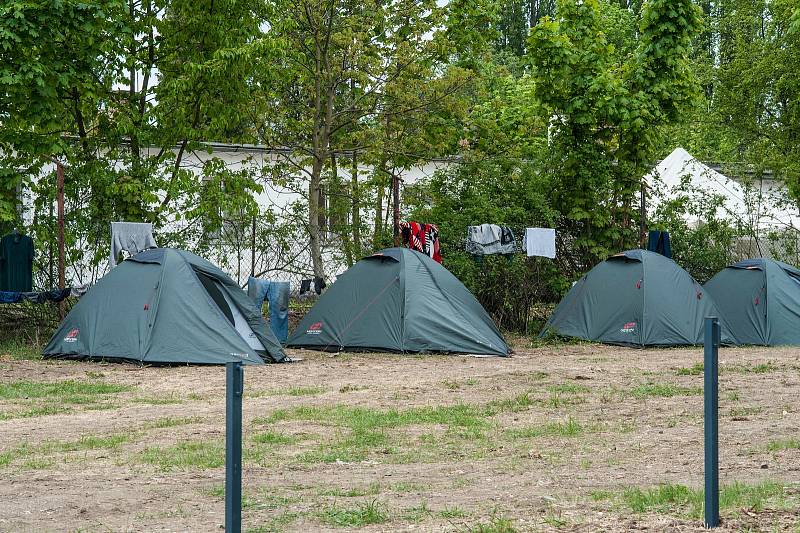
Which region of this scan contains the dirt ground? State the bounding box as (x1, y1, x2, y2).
(0, 340, 798, 532)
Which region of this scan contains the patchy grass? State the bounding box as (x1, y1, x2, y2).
(0, 380, 131, 400)
(246, 511, 303, 532)
(318, 500, 389, 528)
(727, 362, 778, 374)
(547, 383, 589, 394)
(0, 432, 132, 469)
(543, 392, 586, 408)
(676, 362, 704, 376)
(0, 340, 42, 361)
(469, 514, 517, 532)
(486, 392, 535, 414)
(439, 505, 469, 519)
(259, 403, 490, 431)
(590, 489, 614, 501)
(402, 502, 433, 523)
(132, 393, 182, 405)
(621, 481, 796, 518)
(442, 378, 479, 390)
(506, 417, 585, 439)
(630, 383, 702, 399)
(318, 483, 381, 497)
(21, 458, 55, 470)
(251, 393, 596, 466)
(248, 386, 325, 398)
(729, 406, 763, 418)
(0, 405, 72, 421)
(142, 416, 203, 430)
(767, 438, 800, 452)
(0, 444, 33, 468)
(206, 485, 301, 512)
(141, 440, 225, 471)
(45, 434, 130, 453)
(252, 431, 302, 446)
(338, 384, 367, 393)
(390, 481, 427, 493)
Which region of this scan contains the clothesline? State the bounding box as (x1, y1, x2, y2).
(465, 224, 556, 259)
(0, 288, 74, 304)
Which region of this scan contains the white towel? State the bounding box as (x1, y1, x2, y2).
(524, 228, 556, 258)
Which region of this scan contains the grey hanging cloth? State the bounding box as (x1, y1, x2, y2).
(110, 222, 157, 267)
(466, 224, 516, 256)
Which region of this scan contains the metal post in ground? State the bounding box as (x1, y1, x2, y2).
(225, 362, 244, 533)
(704, 316, 720, 528)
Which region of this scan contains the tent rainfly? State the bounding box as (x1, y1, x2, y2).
(704, 259, 800, 346)
(43, 248, 285, 364)
(541, 249, 733, 346)
(287, 248, 510, 356)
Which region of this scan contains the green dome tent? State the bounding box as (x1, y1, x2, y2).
(43, 248, 285, 364)
(541, 249, 733, 346)
(287, 248, 509, 356)
(704, 259, 800, 346)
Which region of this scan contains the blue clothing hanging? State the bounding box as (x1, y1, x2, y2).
(247, 277, 290, 343)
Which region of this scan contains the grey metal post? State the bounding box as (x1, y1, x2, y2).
(226, 362, 244, 533)
(704, 317, 720, 528)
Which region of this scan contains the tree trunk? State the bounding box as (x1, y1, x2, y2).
(330, 154, 353, 266)
(392, 172, 400, 247)
(308, 155, 325, 279)
(351, 151, 361, 261)
(372, 160, 386, 249)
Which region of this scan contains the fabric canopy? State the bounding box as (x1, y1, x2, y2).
(43, 248, 285, 364)
(541, 249, 733, 346)
(705, 258, 800, 345)
(287, 247, 509, 356)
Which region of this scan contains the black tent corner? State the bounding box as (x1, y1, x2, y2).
(541, 249, 734, 346)
(287, 247, 509, 356)
(43, 248, 286, 364)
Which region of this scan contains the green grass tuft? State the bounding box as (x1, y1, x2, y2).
(252, 431, 301, 445)
(0, 341, 42, 360)
(630, 383, 701, 398)
(485, 392, 534, 414)
(767, 438, 800, 451)
(0, 380, 131, 400)
(318, 500, 389, 528)
(547, 383, 589, 394)
(0, 405, 72, 421)
(622, 481, 795, 518)
(505, 417, 585, 439)
(142, 416, 203, 430)
(318, 483, 381, 497)
(469, 514, 517, 532)
(439, 505, 468, 518)
(676, 363, 704, 376)
(141, 440, 225, 471)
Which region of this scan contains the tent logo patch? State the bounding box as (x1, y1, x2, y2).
(64, 328, 79, 343)
(620, 322, 637, 334)
(307, 322, 323, 335)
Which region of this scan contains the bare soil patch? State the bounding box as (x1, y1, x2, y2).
(0, 341, 798, 532)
